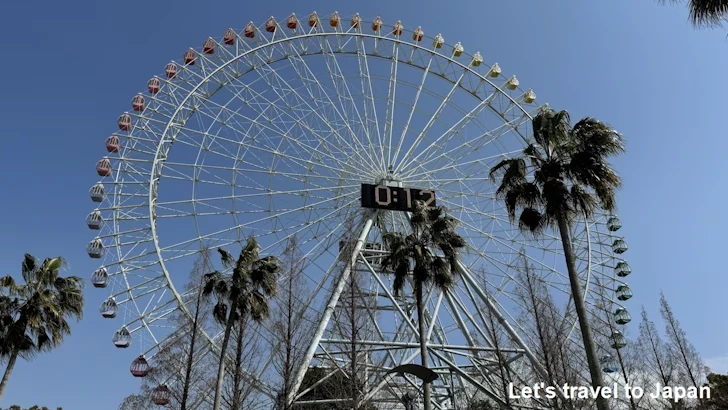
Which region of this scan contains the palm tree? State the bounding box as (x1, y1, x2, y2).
(660, 0, 728, 27)
(203, 236, 281, 410)
(488, 106, 624, 410)
(0, 254, 84, 400)
(380, 201, 466, 410)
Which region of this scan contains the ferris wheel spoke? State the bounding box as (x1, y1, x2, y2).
(318, 34, 380, 168)
(409, 113, 531, 179)
(276, 39, 378, 170)
(165, 129, 365, 182)
(156, 184, 359, 208)
(167, 95, 353, 178)
(157, 190, 357, 254)
(395, 69, 466, 173)
(390, 50, 435, 169)
(399, 94, 509, 174)
(240, 48, 374, 173)
(355, 35, 386, 172)
(445, 215, 565, 286)
(191, 81, 345, 169)
(404, 149, 519, 181)
(382, 37, 400, 167)
(401, 118, 526, 181)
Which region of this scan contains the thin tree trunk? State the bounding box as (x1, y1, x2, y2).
(415, 281, 432, 410)
(350, 276, 360, 410)
(181, 283, 204, 410)
(0, 350, 18, 400)
(614, 344, 638, 410)
(232, 321, 246, 409)
(556, 215, 609, 410)
(213, 295, 240, 410)
(283, 279, 294, 410)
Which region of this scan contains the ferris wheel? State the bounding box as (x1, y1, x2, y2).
(85, 11, 633, 409)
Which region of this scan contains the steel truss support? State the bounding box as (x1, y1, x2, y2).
(287, 212, 564, 410)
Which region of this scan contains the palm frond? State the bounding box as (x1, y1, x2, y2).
(594, 183, 618, 212)
(392, 271, 407, 298)
(518, 208, 549, 234)
(409, 200, 430, 232)
(542, 178, 574, 221)
(570, 117, 625, 157)
(532, 108, 571, 154)
(661, 0, 728, 27)
(217, 248, 235, 269)
(688, 0, 728, 26)
(213, 302, 228, 325)
(202, 271, 221, 296)
(250, 256, 280, 297)
(0, 275, 16, 290)
(239, 236, 260, 266)
(523, 144, 544, 165)
(504, 182, 543, 222)
(431, 257, 454, 291)
(570, 184, 598, 218)
(21, 254, 36, 275)
(248, 290, 270, 322)
(489, 158, 527, 191)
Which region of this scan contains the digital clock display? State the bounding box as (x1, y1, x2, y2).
(361, 183, 436, 212)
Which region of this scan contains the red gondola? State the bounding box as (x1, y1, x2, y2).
(413, 27, 424, 42)
(265, 17, 276, 33)
(223, 28, 236, 45)
(184, 49, 196, 65)
(132, 94, 144, 112)
(130, 355, 151, 378)
(392, 21, 403, 36)
(287, 14, 298, 29)
(105, 135, 120, 153)
(96, 158, 111, 177)
(117, 113, 131, 131)
(203, 38, 215, 54)
(244, 22, 255, 38)
(165, 62, 178, 79)
(372, 16, 383, 32)
(147, 77, 160, 94)
(351, 13, 361, 29)
(308, 12, 319, 27)
(329, 12, 340, 27)
(152, 385, 171, 406)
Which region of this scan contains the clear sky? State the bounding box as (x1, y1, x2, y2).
(0, 0, 726, 408)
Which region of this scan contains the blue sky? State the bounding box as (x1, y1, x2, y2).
(0, 0, 726, 408)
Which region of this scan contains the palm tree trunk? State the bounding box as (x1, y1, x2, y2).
(213, 296, 240, 410)
(0, 350, 18, 400)
(181, 283, 204, 410)
(556, 215, 609, 410)
(415, 281, 432, 410)
(231, 321, 245, 409)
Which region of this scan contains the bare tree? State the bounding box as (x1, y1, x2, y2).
(514, 256, 586, 410)
(328, 229, 378, 410)
(271, 236, 313, 410)
(220, 317, 265, 410)
(659, 293, 706, 391)
(637, 307, 679, 410)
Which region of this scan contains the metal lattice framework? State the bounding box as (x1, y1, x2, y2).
(86, 11, 632, 409)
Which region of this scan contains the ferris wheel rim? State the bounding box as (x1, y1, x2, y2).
(87, 13, 629, 405)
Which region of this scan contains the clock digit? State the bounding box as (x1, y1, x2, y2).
(403, 188, 412, 210)
(421, 190, 435, 206)
(374, 185, 392, 206)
